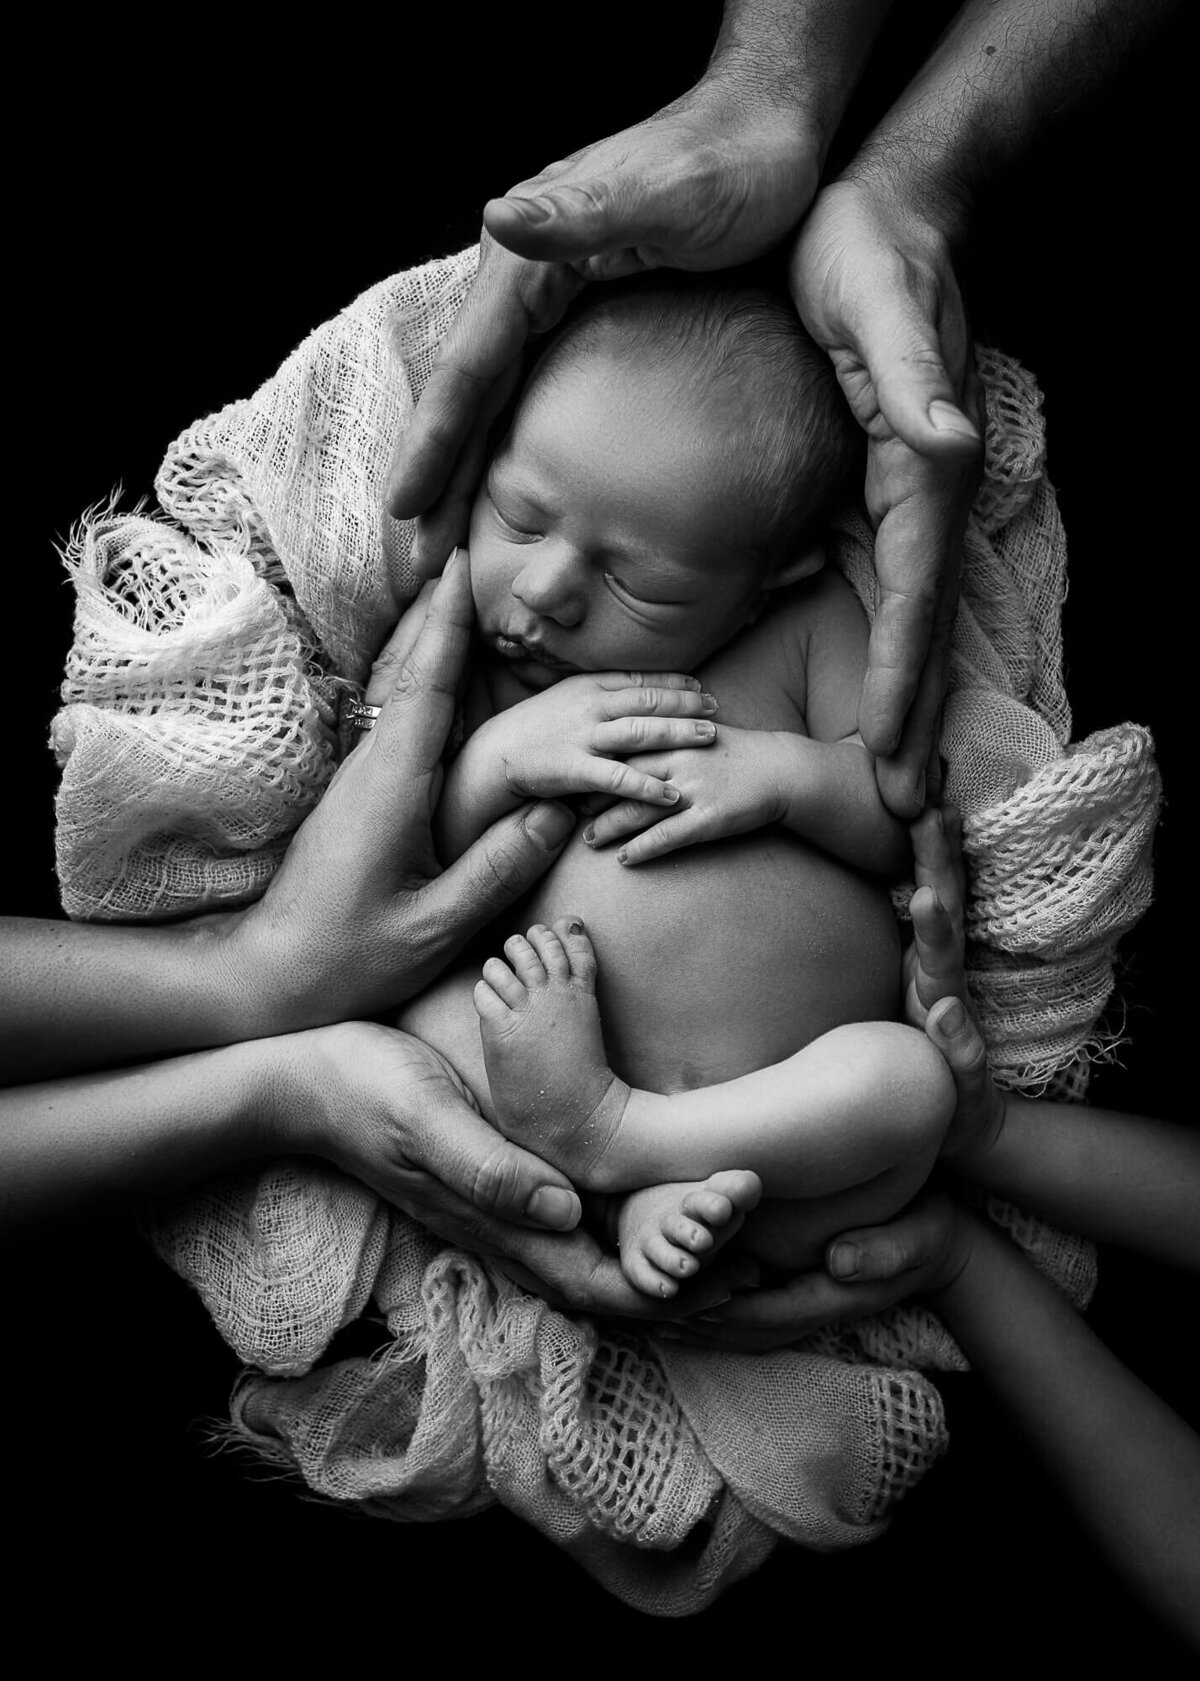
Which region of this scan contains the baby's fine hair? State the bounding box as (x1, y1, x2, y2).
(530, 265, 863, 554)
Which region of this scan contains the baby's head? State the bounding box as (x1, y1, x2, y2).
(468, 269, 861, 690)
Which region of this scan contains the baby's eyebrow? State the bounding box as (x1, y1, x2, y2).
(487, 456, 556, 517)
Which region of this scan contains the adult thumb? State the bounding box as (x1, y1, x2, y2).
(429, 800, 577, 933)
(857, 297, 981, 460)
(483, 171, 670, 266)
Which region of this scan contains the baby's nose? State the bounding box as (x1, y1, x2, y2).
(511, 546, 585, 627)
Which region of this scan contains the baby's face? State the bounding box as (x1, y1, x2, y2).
(468, 351, 771, 692)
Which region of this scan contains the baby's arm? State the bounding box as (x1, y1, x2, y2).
(433, 670, 718, 860)
(585, 573, 910, 872)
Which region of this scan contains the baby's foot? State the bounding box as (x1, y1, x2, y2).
(473, 918, 632, 1188)
(615, 1170, 762, 1299)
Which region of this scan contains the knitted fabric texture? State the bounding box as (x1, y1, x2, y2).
(51, 252, 1160, 1613)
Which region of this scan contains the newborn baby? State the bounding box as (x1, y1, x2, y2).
(398, 270, 953, 1297)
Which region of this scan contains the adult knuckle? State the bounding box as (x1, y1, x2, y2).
(470, 1145, 524, 1214)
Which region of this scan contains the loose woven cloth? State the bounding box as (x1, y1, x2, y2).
(50, 247, 1160, 1615)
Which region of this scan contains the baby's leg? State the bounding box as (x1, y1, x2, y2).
(473, 918, 955, 1195)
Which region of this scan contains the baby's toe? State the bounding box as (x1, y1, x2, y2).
(553, 917, 598, 991)
(525, 923, 570, 981)
(623, 1245, 683, 1300)
(644, 1231, 700, 1280)
(704, 1170, 763, 1214)
(503, 933, 547, 990)
(662, 1211, 715, 1254)
(480, 956, 528, 1009)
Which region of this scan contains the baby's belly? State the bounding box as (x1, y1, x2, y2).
(510, 825, 900, 1094)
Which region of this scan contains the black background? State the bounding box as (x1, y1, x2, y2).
(9, 5, 1194, 1667)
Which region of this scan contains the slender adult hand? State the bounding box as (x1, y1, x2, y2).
(790, 179, 984, 817)
(226, 550, 576, 1035)
(387, 75, 822, 575)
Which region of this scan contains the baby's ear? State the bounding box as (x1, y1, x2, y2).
(766, 544, 825, 588)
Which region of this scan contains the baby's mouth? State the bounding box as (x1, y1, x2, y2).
(494, 633, 573, 673)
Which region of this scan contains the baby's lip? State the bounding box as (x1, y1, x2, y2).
(494, 632, 575, 673)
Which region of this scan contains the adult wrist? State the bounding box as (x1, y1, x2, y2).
(704, 0, 892, 173)
(838, 133, 975, 255)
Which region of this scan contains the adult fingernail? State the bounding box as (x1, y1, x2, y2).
(701, 694, 719, 714)
(662, 784, 681, 802)
(582, 825, 595, 846)
(526, 1186, 580, 1230)
(828, 1242, 860, 1280)
(510, 195, 552, 224)
(566, 918, 584, 935)
(939, 999, 966, 1035)
(928, 400, 980, 440)
(526, 802, 574, 850)
(694, 721, 715, 739)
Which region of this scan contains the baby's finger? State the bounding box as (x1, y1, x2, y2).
(574, 759, 682, 807)
(583, 800, 661, 848)
(600, 685, 718, 720)
(592, 717, 716, 756)
(591, 670, 702, 694)
(613, 811, 706, 867)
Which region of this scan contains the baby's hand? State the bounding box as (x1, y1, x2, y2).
(582, 726, 789, 864)
(485, 672, 719, 807)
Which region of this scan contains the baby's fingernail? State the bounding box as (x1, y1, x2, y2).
(662, 784, 681, 802)
(525, 1186, 580, 1230)
(694, 721, 716, 739)
(928, 400, 980, 440)
(701, 694, 719, 714)
(525, 802, 575, 850)
(828, 1242, 860, 1280)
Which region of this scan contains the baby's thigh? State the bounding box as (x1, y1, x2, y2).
(510, 827, 901, 1092)
(394, 962, 493, 1119)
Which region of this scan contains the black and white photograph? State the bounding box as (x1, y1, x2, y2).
(8, 2, 1195, 1666)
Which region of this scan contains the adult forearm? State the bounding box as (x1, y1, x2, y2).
(709, 0, 895, 165)
(932, 1216, 1200, 1643)
(845, 0, 1173, 241)
(0, 1035, 287, 1225)
(954, 1098, 1200, 1271)
(0, 914, 259, 1083)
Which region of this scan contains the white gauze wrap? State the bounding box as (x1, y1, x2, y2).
(50, 250, 1161, 1616)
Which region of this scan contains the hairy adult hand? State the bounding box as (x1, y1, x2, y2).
(225, 552, 576, 1035)
(790, 178, 984, 817)
(387, 74, 821, 574)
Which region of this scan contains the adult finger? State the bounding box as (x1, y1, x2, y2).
(396, 800, 578, 986)
(361, 549, 474, 793)
(857, 438, 974, 775)
(387, 239, 584, 521)
(393, 1088, 583, 1234)
(925, 996, 992, 1101)
(823, 1191, 957, 1288)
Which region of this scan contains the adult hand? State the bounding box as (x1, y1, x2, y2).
(225, 551, 576, 1036)
(659, 1189, 968, 1353)
(790, 178, 984, 817)
(387, 74, 821, 574)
